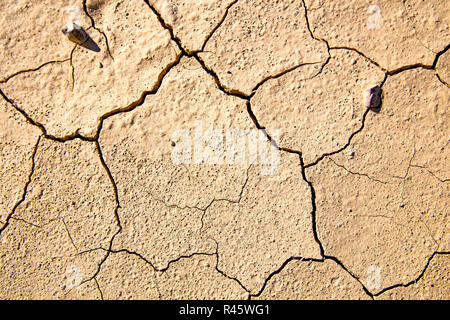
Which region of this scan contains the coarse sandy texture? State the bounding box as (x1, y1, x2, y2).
(156, 254, 249, 299)
(10, 138, 118, 250)
(151, 0, 237, 54)
(305, 0, 450, 71)
(0, 218, 104, 299)
(251, 49, 385, 164)
(1, 0, 179, 138)
(0, 0, 86, 80)
(200, 0, 329, 95)
(98, 57, 251, 269)
(307, 68, 448, 292)
(0, 138, 116, 299)
(0, 0, 449, 300)
(436, 50, 450, 85)
(202, 152, 320, 294)
(0, 102, 40, 226)
(253, 259, 370, 300)
(95, 251, 160, 299)
(376, 253, 450, 299)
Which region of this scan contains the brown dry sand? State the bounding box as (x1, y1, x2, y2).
(0, 0, 448, 300)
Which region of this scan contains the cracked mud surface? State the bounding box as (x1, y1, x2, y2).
(0, 0, 448, 300)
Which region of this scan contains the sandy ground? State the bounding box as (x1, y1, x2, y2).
(0, 0, 448, 300)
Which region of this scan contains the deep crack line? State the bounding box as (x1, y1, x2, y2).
(0, 135, 41, 236)
(92, 51, 183, 141)
(95, 141, 121, 219)
(0, 86, 95, 142)
(249, 60, 328, 98)
(331, 43, 450, 79)
(69, 45, 77, 91)
(144, 0, 188, 55)
(84, 245, 252, 297)
(301, 0, 330, 48)
(304, 108, 372, 168)
(200, 0, 240, 53)
(288, 141, 376, 299)
(144, 0, 329, 102)
(209, 238, 252, 297)
(373, 251, 450, 297)
(429, 42, 448, 70)
(435, 73, 450, 88)
(193, 55, 250, 99)
(105, 248, 216, 274)
(248, 256, 325, 299)
(302, 0, 450, 80)
(323, 255, 374, 298)
(82, 0, 114, 60)
(0, 59, 70, 84)
(248, 255, 374, 299)
(298, 152, 326, 258)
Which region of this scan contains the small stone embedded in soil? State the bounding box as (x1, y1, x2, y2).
(365, 85, 382, 109)
(61, 22, 100, 52)
(61, 23, 89, 46)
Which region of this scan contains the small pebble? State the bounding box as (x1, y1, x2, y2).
(365, 85, 382, 109)
(61, 23, 88, 45)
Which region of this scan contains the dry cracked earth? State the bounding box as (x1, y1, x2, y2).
(0, 0, 449, 300)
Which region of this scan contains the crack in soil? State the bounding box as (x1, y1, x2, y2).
(79, 141, 124, 286)
(0, 59, 70, 84)
(0, 0, 447, 300)
(0, 135, 41, 235)
(198, 164, 252, 232)
(373, 251, 450, 297)
(82, 0, 114, 60)
(200, 0, 240, 53)
(328, 157, 389, 184)
(69, 45, 77, 91)
(61, 217, 79, 252)
(410, 164, 450, 183)
(83, 244, 252, 298)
